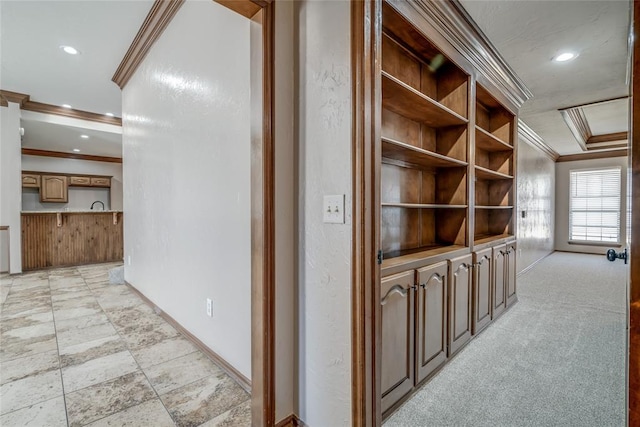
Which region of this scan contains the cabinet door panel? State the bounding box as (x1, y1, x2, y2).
(416, 262, 448, 383)
(70, 176, 91, 186)
(448, 254, 472, 356)
(40, 176, 68, 203)
(381, 270, 415, 414)
(492, 244, 506, 318)
(22, 174, 40, 188)
(473, 248, 492, 334)
(506, 241, 517, 306)
(90, 177, 111, 187)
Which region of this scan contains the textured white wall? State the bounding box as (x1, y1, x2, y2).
(0, 103, 22, 274)
(21, 155, 122, 211)
(517, 140, 555, 273)
(122, 0, 252, 378)
(555, 156, 628, 255)
(297, 1, 352, 424)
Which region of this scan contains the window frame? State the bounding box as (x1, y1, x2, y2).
(568, 166, 622, 246)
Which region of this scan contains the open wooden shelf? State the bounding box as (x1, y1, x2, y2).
(475, 126, 512, 152)
(475, 205, 513, 210)
(382, 71, 468, 128)
(382, 203, 467, 209)
(473, 233, 513, 246)
(382, 137, 468, 169)
(475, 166, 513, 180)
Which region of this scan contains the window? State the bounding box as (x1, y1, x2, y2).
(570, 167, 621, 243)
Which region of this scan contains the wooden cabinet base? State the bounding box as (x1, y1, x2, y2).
(21, 212, 123, 270)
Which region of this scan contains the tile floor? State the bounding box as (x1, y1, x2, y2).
(0, 263, 251, 427)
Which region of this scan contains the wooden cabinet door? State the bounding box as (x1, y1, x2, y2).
(90, 177, 111, 187)
(415, 262, 448, 384)
(40, 175, 68, 203)
(492, 244, 507, 318)
(472, 248, 492, 334)
(506, 241, 517, 307)
(69, 176, 91, 186)
(381, 270, 415, 414)
(448, 254, 472, 356)
(22, 173, 40, 188)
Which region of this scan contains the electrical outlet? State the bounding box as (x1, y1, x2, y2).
(206, 298, 213, 317)
(323, 195, 345, 224)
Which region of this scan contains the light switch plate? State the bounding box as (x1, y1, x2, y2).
(323, 195, 345, 224)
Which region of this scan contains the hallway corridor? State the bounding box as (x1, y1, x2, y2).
(385, 252, 626, 426)
(0, 263, 250, 426)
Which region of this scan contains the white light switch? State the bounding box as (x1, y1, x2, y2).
(323, 195, 345, 224)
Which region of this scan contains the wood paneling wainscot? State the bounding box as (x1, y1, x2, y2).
(21, 212, 123, 270)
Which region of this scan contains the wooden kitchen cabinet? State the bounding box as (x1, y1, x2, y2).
(69, 176, 91, 186)
(22, 173, 41, 188)
(506, 241, 517, 307)
(492, 244, 507, 319)
(40, 175, 68, 203)
(448, 254, 472, 356)
(381, 270, 415, 414)
(90, 177, 111, 187)
(415, 262, 448, 384)
(473, 247, 492, 334)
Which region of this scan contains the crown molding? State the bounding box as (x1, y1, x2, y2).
(112, 0, 185, 89)
(22, 148, 122, 164)
(556, 148, 628, 162)
(0, 90, 30, 107)
(214, 0, 263, 18)
(1, 89, 122, 125)
(586, 131, 628, 145)
(398, 0, 532, 109)
(518, 120, 559, 161)
(22, 101, 122, 126)
(560, 108, 590, 151)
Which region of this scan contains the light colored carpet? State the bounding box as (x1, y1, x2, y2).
(384, 252, 626, 427)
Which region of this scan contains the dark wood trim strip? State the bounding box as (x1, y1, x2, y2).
(0, 90, 30, 106)
(125, 281, 251, 391)
(586, 131, 628, 145)
(112, 0, 185, 89)
(261, 3, 276, 425)
(559, 95, 629, 112)
(556, 149, 628, 162)
(352, 1, 379, 426)
(587, 143, 628, 151)
(22, 148, 122, 164)
(22, 101, 122, 126)
(629, 2, 639, 424)
(275, 414, 307, 427)
(0, 226, 8, 231)
(518, 120, 559, 161)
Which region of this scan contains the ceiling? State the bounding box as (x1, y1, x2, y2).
(461, 0, 631, 155)
(0, 1, 633, 157)
(0, 0, 153, 157)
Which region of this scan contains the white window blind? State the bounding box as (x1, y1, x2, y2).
(569, 167, 621, 243)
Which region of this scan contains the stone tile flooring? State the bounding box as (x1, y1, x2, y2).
(0, 263, 251, 426)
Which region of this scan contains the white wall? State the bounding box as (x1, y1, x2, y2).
(122, 0, 252, 379)
(555, 156, 628, 255)
(21, 155, 123, 211)
(517, 138, 555, 273)
(0, 103, 22, 274)
(297, 1, 352, 424)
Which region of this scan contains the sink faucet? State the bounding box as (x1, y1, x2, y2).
(90, 201, 105, 211)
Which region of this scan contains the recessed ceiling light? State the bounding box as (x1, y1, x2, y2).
(80, 135, 89, 139)
(554, 52, 578, 62)
(61, 45, 79, 55)
(105, 112, 114, 117)
(73, 149, 81, 152)
(61, 104, 72, 109)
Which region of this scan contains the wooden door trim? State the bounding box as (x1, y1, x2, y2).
(351, 1, 380, 426)
(113, 1, 276, 425)
(628, 2, 639, 424)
